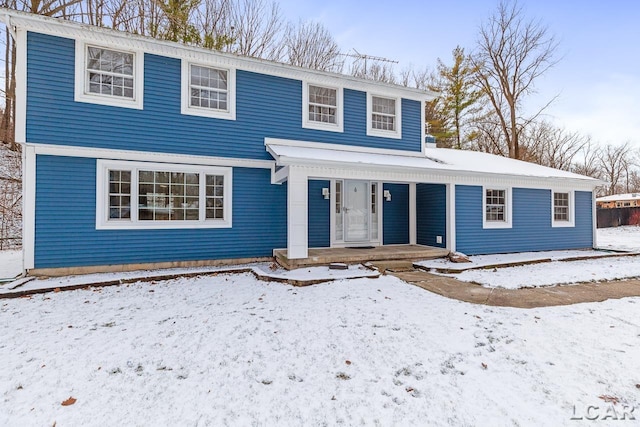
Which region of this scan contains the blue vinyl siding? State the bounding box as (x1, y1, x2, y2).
(34, 155, 287, 268)
(382, 183, 409, 245)
(26, 32, 423, 159)
(308, 180, 330, 248)
(455, 185, 593, 255)
(416, 183, 446, 248)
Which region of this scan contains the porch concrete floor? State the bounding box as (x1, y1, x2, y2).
(274, 245, 450, 270)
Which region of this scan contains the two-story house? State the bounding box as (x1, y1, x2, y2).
(3, 9, 601, 276)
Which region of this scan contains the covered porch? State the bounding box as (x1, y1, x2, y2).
(267, 138, 458, 268)
(274, 244, 450, 269)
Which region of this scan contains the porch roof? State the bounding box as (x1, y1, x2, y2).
(266, 139, 602, 189)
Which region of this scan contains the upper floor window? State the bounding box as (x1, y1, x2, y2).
(87, 47, 134, 98)
(181, 61, 236, 120)
(75, 42, 144, 109)
(302, 83, 343, 132)
(552, 190, 575, 227)
(483, 187, 512, 229)
(367, 93, 401, 139)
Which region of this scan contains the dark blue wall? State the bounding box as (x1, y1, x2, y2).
(26, 33, 423, 159)
(416, 183, 447, 248)
(382, 183, 409, 245)
(308, 180, 330, 248)
(455, 185, 593, 255)
(34, 155, 287, 268)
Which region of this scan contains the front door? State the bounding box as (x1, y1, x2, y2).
(344, 180, 369, 242)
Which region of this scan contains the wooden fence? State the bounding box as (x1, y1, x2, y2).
(597, 207, 640, 228)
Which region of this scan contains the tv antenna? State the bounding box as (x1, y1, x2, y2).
(340, 49, 398, 75)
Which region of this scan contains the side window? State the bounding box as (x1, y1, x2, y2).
(552, 191, 575, 227)
(483, 187, 512, 229)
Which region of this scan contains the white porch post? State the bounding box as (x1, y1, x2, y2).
(409, 183, 417, 245)
(287, 166, 309, 259)
(592, 189, 598, 249)
(446, 183, 456, 253)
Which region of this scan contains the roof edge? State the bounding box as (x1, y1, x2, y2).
(1, 8, 438, 101)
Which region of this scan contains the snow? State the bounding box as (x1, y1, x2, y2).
(440, 255, 640, 289)
(267, 142, 599, 183)
(597, 225, 640, 252)
(417, 227, 640, 289)
(0, 250, 22, 280)
(597, 193, 640, 202)
(415, 249, 624, 273)
(0, 263, 378, 295)
(1, 273, 638, 425)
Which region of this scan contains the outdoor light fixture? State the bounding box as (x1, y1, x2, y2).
(322, 188, 330, 199)
(384, 190, 391, 202)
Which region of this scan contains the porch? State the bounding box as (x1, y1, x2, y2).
(274, 244, 450, 270)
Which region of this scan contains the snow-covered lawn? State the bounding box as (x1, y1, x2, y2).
(418, 226, 640, 289)
(443, 255, 640, 289)
(598, 225, 640, 252)
(1, 273, 639, 426)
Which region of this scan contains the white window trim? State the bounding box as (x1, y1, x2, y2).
(181, 60, 236, 120)
(552, 190, 575, 228)
(96, 159, 232, 229)
(75, 40, 144, 109)
(302, 82, 343, 133)
(482, 186, 512, 229)
(366, 93, 402, 139)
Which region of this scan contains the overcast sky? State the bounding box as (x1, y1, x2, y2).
(278, 0, 640, 147)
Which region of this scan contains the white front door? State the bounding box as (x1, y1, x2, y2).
(344, 180, 370, 242)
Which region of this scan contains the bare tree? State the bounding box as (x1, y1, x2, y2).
(598, 142, 633, 195)
(228, 0, 283, 60)
(193, 0, 233, 50)
(471, 0, 558, 160)
(350, 60, 397, 84)
(521, 121, 590, 170)
(571, 140, 601, 179)
(0, 145, 21, 248)
(469, 115, 509, 156)
(283, 20, 342, 72)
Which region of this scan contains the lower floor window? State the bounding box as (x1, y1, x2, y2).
(552, 190, 574, 227)
(99, 160, 232, 229)
(485, 189, 506, 222)
(553, 192, 569, 221)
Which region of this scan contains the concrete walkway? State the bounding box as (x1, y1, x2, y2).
(390, 269, 640, 308)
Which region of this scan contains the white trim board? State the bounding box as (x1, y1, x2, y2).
(14, 27, 27, 145)
(26, 143, 274, 170)
(266, 142, 601, 191)
(22, 145, 36, 270)
(265, 137, 425, 158)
